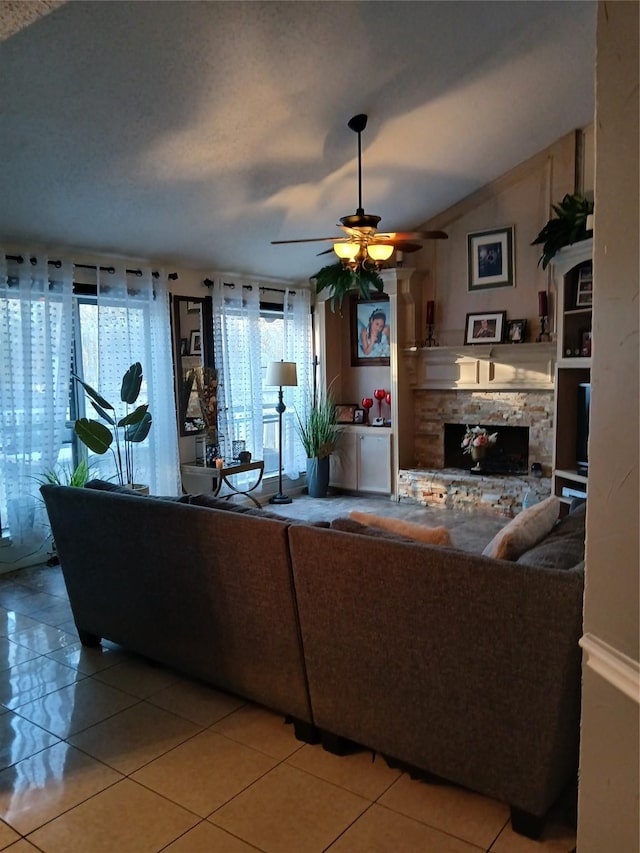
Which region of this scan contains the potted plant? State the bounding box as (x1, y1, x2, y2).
(295, 384, 342, 498)
(531, 193, 594, 269)
(73, 362, 152, 490)
(311, 262, 384, 313)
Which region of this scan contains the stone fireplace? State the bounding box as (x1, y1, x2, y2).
(399, 345, 557, 515)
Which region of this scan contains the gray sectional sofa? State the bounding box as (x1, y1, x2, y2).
(40, 481, 585, 839)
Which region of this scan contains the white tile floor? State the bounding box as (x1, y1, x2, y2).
(0, 533, 577, 852)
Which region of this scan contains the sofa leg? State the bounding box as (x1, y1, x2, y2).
(510, 807, 545, 840)
(77, 628, 101, 647)
(291, 718, 321, 745)
(321, 732, 359, 756)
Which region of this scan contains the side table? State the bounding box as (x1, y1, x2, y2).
(180, 460, 265, 508)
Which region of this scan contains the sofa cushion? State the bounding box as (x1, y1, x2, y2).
(482, 495, 560, 561)
(516, 502, 586, 570)
(85, 479, 182, 501)
(331, 517, 417, 543)
(349, 511, 452, 546)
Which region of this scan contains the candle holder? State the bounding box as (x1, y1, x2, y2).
(536, 315, 551, 342)
(425, 323, 438, 347)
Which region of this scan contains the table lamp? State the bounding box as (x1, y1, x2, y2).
(266, 360, 298, 504)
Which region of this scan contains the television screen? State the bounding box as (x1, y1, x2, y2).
(576, 383, 590, 476)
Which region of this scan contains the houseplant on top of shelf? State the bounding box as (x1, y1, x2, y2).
(531, 193, 594, 269)
(295, 383, 342, 498)
(73, 362, 152, 491)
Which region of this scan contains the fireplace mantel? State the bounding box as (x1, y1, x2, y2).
(402, 342, 556, 391)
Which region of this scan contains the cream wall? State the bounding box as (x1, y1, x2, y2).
(409, 132, 582, 347)
(577, 2, 639, 850)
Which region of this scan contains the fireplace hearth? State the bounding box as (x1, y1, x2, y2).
(445, 423, 529, 475)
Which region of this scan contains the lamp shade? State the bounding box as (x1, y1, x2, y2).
(266, 360, 298, 387)
(333, 242, 360, 260)
(367, 244, 394, 262)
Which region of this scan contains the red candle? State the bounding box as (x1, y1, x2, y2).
(426, 300, 435, 325)
(538, 290, 548, 317)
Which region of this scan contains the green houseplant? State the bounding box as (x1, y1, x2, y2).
(295, 384, 342, 498)
(531, 193, 594, 269)
(312, 262, 384, 313)
(73, 362, 152, 488)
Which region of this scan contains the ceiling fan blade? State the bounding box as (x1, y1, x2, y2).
(379, 230, 448, 241)
(316, 248, 336, 256)
(388, 241, 423, 253)
(271, 237, 341, 245)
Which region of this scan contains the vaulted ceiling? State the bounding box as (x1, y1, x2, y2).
(0, 1, 596, 281)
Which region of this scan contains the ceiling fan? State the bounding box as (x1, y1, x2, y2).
(271, 114, 448, 269)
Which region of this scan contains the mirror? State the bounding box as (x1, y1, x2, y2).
(172, 295, 214, 436)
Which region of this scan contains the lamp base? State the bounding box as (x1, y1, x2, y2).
(269, 493, 293, 505)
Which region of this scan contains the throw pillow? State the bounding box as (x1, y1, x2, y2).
(349, 511, 452, 546)
(482, 495, 560, 561)
(516, 502, 586, 570)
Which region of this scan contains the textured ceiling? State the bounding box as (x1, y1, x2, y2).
(0, 1, 596, 281)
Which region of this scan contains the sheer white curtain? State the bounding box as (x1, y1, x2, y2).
(0, 252, 74, 546)
(211, 278, 263, 463)
(85, 264, 180, 494)
(282, 287, 312, 479)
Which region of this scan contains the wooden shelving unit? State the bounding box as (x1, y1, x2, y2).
(551, 239, 593, 509)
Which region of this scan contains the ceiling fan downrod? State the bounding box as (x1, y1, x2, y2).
(341, 114, 381, 232)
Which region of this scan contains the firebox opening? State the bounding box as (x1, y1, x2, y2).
(444, 423, 529, 475)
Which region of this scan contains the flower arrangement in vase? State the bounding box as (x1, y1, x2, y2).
(461, 425, 498, 471)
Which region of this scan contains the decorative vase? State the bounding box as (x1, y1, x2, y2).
(307, 456, 330, 498)
(470, 444, 487, 472)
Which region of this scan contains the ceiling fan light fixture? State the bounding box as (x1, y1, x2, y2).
(367, 244, 394, 262)
(333, 242, 360, 260)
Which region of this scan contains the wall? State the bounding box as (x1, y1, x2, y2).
(577, 2, 639, 850)
(409, 131, 583, 348)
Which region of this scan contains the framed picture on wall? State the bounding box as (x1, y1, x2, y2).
(350, 295, 391, 366)
(464, 311, 506, 344)
(467, 226, 515, 291)
(189, 329, 202, 355)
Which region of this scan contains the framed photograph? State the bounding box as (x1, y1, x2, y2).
(350, 295, 391, 366)
(179, 338, 188, 356)
(581, 329, 592, 357)
(576, 266, 593, 307)
(467, 226, 514, 291)
(464, 311, 506, 345)
(353, 408, 365, 424)
(189, 329, 202, 356)
(335, 404, 358, 424)
(506, 318, 527, 343)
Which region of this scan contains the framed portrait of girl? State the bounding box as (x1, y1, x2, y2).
(350, 295, 391, 366)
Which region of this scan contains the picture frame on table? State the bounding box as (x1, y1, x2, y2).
(506, 318, 527, 343)
(350, 294, 391, 366)
(189, 329, 202, 356)
(353, 408, 365, 424)
(464, 311, 506, 345)
(467, 226, 515, 291)
(335, 404, 358, 424)
(576, 266, 593, 307)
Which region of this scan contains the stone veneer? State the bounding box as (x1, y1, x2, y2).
(398, 468, 552, 517)
(413, 389, 555, 474)
(402, 389, 555, 515)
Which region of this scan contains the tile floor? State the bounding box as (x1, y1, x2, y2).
(0, 495, 577, 852)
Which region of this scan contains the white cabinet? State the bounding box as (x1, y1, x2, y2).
(330, 426, 392, 494)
